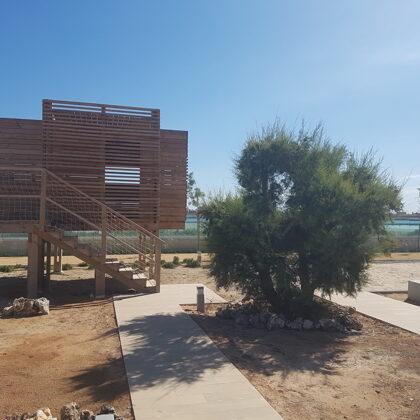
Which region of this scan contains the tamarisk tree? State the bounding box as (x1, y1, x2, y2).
(201, 124, 401, 316)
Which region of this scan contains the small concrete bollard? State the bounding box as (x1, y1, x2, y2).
(197, 251, 202, 263)
(408, 280, 420, 303)
(197, 285, 205, 312)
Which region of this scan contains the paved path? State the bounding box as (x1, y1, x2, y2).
(328, 291, 420, 334)
(114, 284, 283, 420)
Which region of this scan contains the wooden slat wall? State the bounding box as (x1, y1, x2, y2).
(0, 118, 42, 167)
(159, 129, 188, 229)
(0, 100, 188, 231)
(42, 100, 161, 229)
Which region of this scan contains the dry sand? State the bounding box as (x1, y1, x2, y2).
(1, 253, 420, 419)
(184, 303, 420, 420)
(0, 298, 133, 419)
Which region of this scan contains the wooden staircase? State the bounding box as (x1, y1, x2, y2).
(0, 166, 163, 297)
(38, 228, 156, 293)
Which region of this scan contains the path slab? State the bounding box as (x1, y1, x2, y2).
(328, 291, 420, 334)
(114, 284, 282, 420)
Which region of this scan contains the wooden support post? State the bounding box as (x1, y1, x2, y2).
(95, 269, 105, 299)
(138, 233, 146, 271)
(27, 233, 40, 298)
(45, 241, 51, 293)
(95, 206, 107, 299)
(37, 239, 44, 292)
(155, 238, 161, 293)
(39, 170, 46, 230)
(53, 245, 63, 273)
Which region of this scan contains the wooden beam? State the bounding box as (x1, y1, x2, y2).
(27, 233, 40, 298)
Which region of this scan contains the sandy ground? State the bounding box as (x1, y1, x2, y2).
(1, 253, 420, 418)
(366, 261, 420, 291)
(184, 303, 420, 420)
(0, 297, 133, 418)
(1, 252, 419, 294)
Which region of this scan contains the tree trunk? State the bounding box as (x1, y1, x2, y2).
(259, 270, 282, 312)
(298, 254, 315, 305)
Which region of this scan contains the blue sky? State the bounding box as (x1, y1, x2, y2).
(1, 0, 419, 212)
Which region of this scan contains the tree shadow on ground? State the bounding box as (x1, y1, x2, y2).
(188, 312, 359, 380)
(103, 310, 231, 390)
(70, 356, 130, 402)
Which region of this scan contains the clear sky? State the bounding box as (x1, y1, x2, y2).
(1, 1, 419, 212)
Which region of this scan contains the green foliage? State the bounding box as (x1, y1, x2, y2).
(162, 261, 176, 269)
(187, 172, 205, 208)
(202, 123, 402, 317)
(78, 262, 89, 267)
(62, 263, 72, 271)
(13, 264, 27, 270)
(160, 259, 167, 266)
(0, 265, 12, 272)
(183, 258, 201, 268)
(173, 256, 180, 265)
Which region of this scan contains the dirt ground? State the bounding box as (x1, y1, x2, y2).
(183, 303, 420, 420)
(1, 253, 420, 419)
(0, 296, 133, 418)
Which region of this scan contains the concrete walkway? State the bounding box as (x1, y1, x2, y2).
(328, 291, 420, 334)
(113, 284, 283, 420)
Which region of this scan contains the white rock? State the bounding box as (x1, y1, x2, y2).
(34, 298, 50, 315)
(267, 315, 285, 330)
(2, 306, 14, 316)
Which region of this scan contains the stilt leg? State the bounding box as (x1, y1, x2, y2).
(53, 246, 63, 273)
(27, 233, 41, 298)
(95, 270, 105, 299)
(45, 241, 51, 293)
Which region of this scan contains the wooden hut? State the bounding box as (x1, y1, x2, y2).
(0, 100, 188, 297)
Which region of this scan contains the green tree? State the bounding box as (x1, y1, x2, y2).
(187, 172, 205, 252)
(201, 124, 401, 316)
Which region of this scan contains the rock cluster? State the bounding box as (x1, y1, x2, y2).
(216, 301, 362, 333)
(2, 297, 49, 317)
(4, 408, 56, 420)
(4, 404, 124, 420)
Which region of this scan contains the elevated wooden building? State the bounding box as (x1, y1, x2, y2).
(0, 100, 188, 297)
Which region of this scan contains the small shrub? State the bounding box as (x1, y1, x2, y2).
(182, 258, 193, 265)
(160, 259, 167, 266)
(173, 256, 180, 265)
(162, 261, 176, 269)
(0, 265, 12, 273)
(185, 259, 201, 268)
(62, 263, 72, 270)
(13, 264, 27, 270)
(78, 262, 89, 267)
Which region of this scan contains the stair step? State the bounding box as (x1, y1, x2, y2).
(46, 228, 65, 239)
(117, 266, 134, 280)
(76, 243, 94, 257)
(106, 259, 121, 268)
(62, 236, 78, 246)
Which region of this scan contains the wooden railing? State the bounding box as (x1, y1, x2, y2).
(0, 166, 163, 289)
